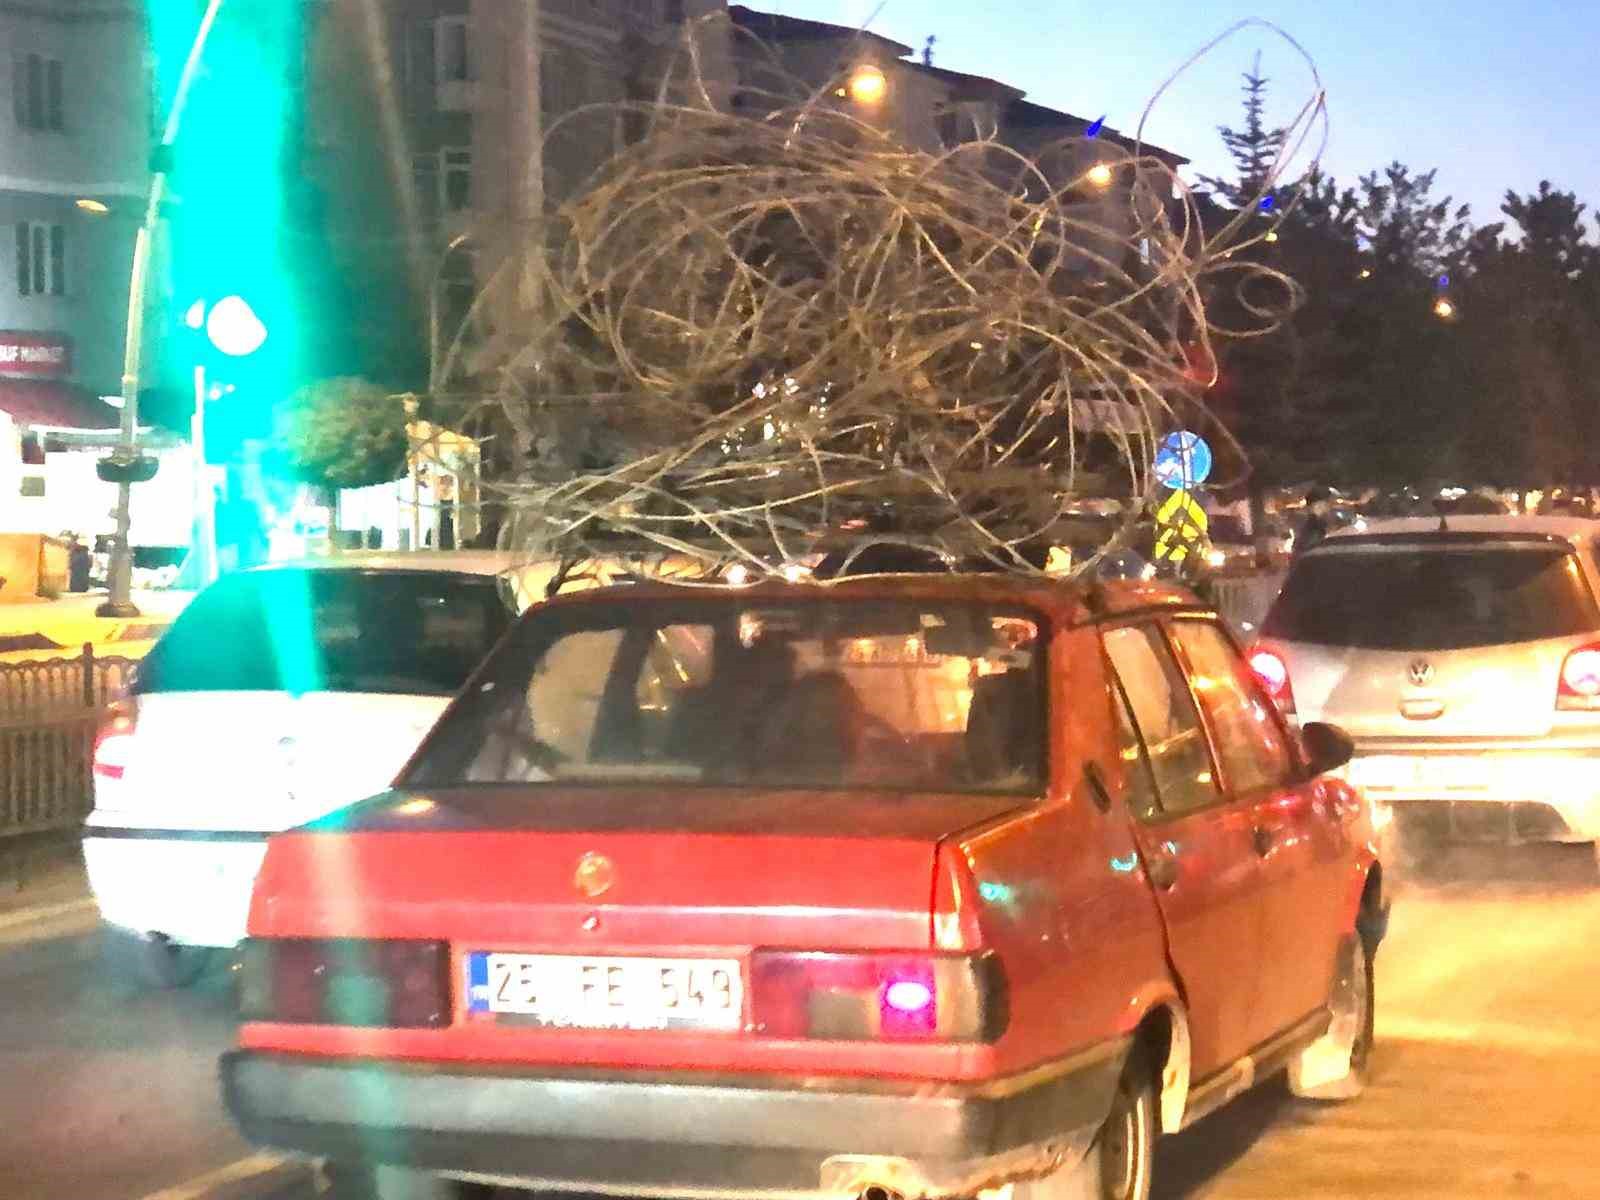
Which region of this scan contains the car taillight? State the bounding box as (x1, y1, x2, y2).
(238, 938, 450, 1028)
(1249, 646, 1296, 714)
(92, 698, 138, 780)
(748, 950, 1006, 1042)
(1557, 643, 1600, 710)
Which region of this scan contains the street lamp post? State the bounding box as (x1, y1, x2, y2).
(100, 0, 227, 617)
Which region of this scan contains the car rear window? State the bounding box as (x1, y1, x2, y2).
(1262, 544, 1600, 650)
(134, 569, 511, 696)
(403, 597, 1046, 795)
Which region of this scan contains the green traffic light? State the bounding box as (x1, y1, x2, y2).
(206, 295, 268, 357)
(151, 1, 303, 393)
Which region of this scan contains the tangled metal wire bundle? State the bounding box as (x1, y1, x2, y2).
(449, 16, 1325, 580)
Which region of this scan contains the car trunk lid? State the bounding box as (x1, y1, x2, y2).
(250, 787, 1025, 948)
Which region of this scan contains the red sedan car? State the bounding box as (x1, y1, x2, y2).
(223, 575, 1386, 1200)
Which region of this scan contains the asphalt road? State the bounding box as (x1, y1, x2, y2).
(2, 844, 1597, 1200)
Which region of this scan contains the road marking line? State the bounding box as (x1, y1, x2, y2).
(135, 1153, 290, 1200)
(0, 896, 97, 934)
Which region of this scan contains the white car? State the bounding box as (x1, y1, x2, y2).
(1249, 516, 1600, 860)
(84, 552, 524, 986)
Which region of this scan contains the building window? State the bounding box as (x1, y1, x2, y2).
(412, 154, 441, 229)
(13, 54, 63, 131)
(442, 147, 472, 212)
(15, 222, 65, 296)
(435, 16, 472, 84)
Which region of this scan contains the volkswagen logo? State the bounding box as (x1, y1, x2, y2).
(574, 852, 616, 899)
(1407, 660, 1435, 687)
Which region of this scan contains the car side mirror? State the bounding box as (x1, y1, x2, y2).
(1301, 721, 1354, 778)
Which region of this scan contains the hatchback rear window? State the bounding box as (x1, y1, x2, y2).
(404, 597, 1046, 794)
(1262, 545, 1599, 650)
(135, 569, 511, 695)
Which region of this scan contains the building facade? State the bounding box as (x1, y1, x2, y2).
(0, 0, 149, 405)
(0, 0, 157, 542)
(299, 0, 729, 395)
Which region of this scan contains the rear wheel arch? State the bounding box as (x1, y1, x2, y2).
(1130, 1001, 1191, 1135)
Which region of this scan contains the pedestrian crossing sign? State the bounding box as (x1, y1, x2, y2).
(1153, 488, 1208, 564)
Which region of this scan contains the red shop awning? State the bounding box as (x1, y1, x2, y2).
(0, 378, 119, 431)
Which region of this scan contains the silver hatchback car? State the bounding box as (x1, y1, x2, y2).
(1250, 516, 1600, 859)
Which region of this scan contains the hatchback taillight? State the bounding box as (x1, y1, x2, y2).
(748, 950, 1006, 1042)
(92, 698, 138, 780)
(1557, 643, 1600, 710)
(1249, 646, 1296, 714)
(238, 938, 450, 1028)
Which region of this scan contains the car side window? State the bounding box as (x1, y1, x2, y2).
(1102, 624, 1220, 817)
(1109, 680, 1162, 821)
(1167, 618, 1296, 796)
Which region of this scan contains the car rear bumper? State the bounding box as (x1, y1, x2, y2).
(221, 1043, 1129, 1199)
(82, 826, 269, 947)
(1346, 743, 1600, 842)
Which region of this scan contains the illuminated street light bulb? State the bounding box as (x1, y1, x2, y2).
(1264, 230, 1279, 243)
(1434, 297, 1456, 320)
(847, 64, 887, 105)
(1085, 162, 1114, 188)
(1359, 268, 1373, 280)
(206, 294, 268, 356)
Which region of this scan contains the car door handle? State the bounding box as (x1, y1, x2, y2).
(1252, 825, 1276, 857)
(1144, 849, 1179, 891)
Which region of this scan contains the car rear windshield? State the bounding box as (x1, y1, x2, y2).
(403, 597, 1046, 795)
(134, 569, 511, 696)
(1262, 544, 1600, 650)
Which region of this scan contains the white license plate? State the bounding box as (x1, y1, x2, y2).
(466, 953, 743, 1031)
(1352, 756, 1487, 792)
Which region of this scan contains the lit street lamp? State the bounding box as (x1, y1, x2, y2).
(844, 64, 887, 105)
(1434, 297, 1457, 320)
(1084, 162, 1114, 189)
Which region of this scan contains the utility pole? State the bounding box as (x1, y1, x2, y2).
(101, 0, 226, 616)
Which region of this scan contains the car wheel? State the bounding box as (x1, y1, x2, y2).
(1016, 1057, 1154, 1200)
(1287, 933, 1374, 1101)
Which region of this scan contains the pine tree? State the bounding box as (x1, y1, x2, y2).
(1199, 53, 1288, 207)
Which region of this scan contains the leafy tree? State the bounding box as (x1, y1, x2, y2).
(1454, 182, 1600, 488)
(273, 377, 410, 489)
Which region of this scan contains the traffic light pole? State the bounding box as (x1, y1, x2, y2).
(100, 0, 226, 617)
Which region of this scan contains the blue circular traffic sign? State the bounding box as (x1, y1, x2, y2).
(1153, 430, 1212, 489)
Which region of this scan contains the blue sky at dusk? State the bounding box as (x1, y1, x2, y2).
(765, 1, 1600, 232)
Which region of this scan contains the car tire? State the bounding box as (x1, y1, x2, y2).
(1017, 1055, 1155, 1200)
(1287, 933, 1374, 1101)
(109, 932, 215, 989)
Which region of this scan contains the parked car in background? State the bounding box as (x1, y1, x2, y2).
(224, 574, 1383, 1200)
(84, 551, 521, 986)
(1251, 516, 1600, 863)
